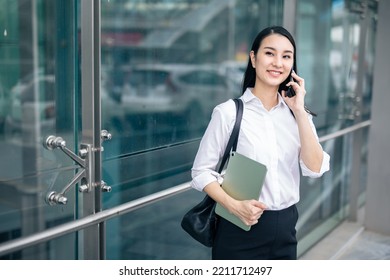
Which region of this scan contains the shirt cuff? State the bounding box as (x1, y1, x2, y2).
(300, 151, 330, 178)
(191, 170, 224, 192)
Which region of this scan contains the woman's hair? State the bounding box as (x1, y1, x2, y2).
(241, 26, 297, 94)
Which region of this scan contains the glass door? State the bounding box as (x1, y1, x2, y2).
(0, 0, 83, 259)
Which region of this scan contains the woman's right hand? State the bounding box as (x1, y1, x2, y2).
(231, 199, 268, 226)
(204, 182, 267, 226)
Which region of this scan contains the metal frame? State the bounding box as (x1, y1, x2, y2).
(80, 0, 102, 259)
(283, 0, 297, 35)
(348, 0, 370, 222)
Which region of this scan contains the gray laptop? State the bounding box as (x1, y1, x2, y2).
(215, 151, 267, 231)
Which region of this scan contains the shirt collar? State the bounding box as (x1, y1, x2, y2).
(242, 87, 287, 109)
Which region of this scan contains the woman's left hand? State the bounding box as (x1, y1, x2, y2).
(281, 71, 307, 115)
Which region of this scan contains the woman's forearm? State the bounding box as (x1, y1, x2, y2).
(295, 110, 324, 172)
(204, 181, 237, 213)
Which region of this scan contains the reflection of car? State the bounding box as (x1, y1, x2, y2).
(119, 64, 185, 115)
(219, 60, 246, 94)
(5, 75, 56, 137)
(105, 64, 239, 133)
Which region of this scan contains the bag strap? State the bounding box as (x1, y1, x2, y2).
(217, 98, 244, 173)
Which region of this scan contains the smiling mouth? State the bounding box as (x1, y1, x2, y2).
(268, 70, 283, 76)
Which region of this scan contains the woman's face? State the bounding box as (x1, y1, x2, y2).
(250, 34, 294, 90)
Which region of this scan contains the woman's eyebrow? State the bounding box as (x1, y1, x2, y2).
(263, 46, 293, 53)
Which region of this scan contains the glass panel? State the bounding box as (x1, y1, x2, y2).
(298, 135, 350, 241)
(101, 0, 283, 157)
(0, 0, 78, 259)
(101, 0, 284, 259)
(296, 0, 377, 135)
(0, 230, 76, 260)
(294, 0, 377, 256)
(106, 190, 210, 260)
(297, 128, 372, 256)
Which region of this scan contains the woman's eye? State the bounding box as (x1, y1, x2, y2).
(265, 51, 274, 56)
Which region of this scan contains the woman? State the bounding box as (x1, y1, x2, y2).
(190, 26, 330, 260)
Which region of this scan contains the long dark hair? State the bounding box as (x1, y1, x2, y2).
(242, 26, 297, 94)
(241, 26, 316, 116)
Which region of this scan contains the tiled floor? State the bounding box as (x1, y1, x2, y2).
(299, 211, 390, 260)
(337, 229, 390, 259)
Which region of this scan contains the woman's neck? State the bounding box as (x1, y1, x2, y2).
(251, 84, 279, 111)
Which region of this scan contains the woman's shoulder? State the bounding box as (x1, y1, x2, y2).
(213, 98, 239, 119)
(208, 98, 239, 133)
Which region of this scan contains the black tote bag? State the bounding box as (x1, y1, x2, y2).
(180, 98, 243, 247)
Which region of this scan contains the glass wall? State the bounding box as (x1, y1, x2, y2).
(0, 0, 78, 259)
(294, 0, 377, 254)
(101, 0, 283, 157)
(101, 0, 284, 259)
(295, 0, 376, 132)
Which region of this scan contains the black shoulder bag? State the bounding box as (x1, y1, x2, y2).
(180, 98, 244, 247)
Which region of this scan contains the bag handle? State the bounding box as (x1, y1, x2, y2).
(217, 98, 244, 173)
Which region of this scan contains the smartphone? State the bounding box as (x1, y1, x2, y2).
(285, 74, 296, 98)
(280, 70, 295, 98)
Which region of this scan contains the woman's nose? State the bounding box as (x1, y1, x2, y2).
(272, 56, 283, 67)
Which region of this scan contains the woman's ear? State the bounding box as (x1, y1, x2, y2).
(250, 51, 256, 68)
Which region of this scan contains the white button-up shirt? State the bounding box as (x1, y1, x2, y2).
(191, 88, 330, 210)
